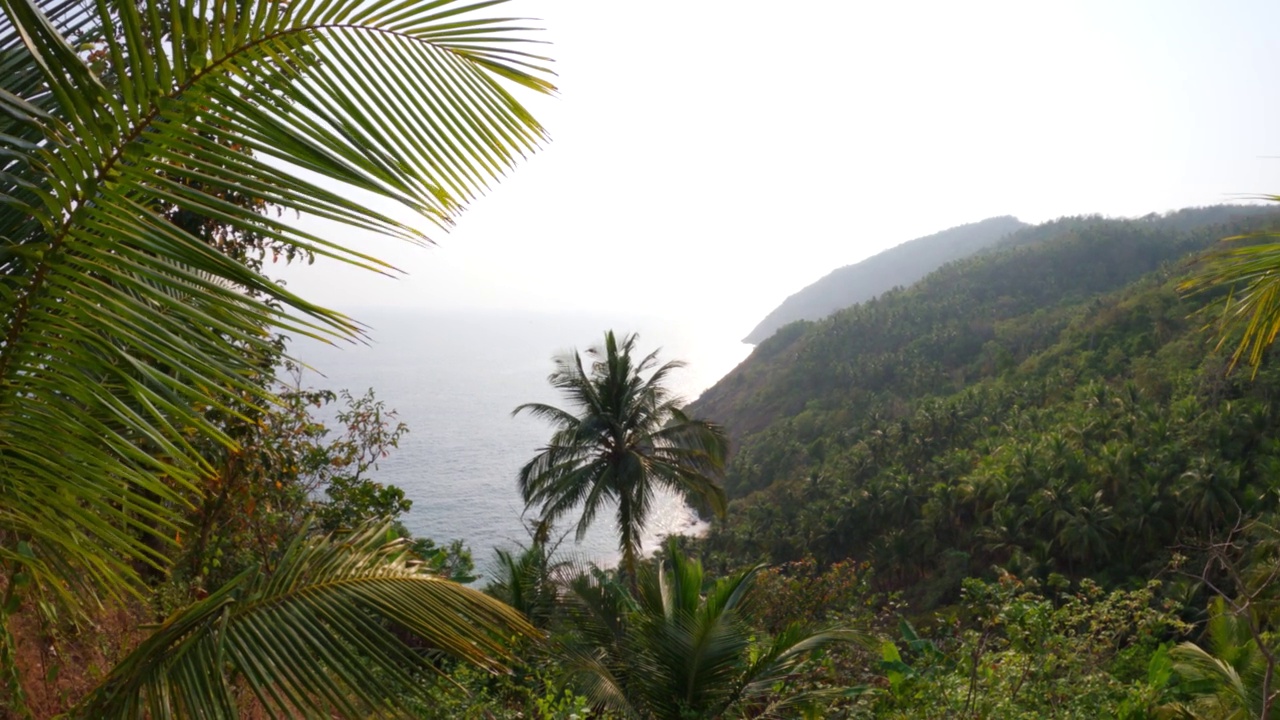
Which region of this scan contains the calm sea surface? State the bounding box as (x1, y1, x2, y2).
(291, 309, 752, 581)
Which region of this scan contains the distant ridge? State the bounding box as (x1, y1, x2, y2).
(742, 216, 1028, 344)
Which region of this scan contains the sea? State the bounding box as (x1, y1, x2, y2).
(290, 308, 752, 582)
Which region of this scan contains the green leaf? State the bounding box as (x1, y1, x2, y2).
(75, 520, 538, 720)
(0, 0, 554, 605)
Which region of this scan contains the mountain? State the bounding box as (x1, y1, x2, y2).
(741, 216, 1028, 344)
(696, 206, 1276, 453)
(689, 205, 1280, 599)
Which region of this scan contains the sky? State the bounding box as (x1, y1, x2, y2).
(278, 0, 1280, 340)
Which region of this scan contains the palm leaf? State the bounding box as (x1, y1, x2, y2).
(1180, 202, 1280, 375)
(76, 520, 538, 720)
(560, 545, 864, 719)
(1160, 597, 1272, 719)
(0, 0, 553, 601)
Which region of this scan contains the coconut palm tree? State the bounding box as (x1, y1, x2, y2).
(0, 0, 553, 714)
(559, 542, 864, 719)
(516, 331, 729, 581)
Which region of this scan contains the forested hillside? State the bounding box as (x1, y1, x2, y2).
(693, 206, 1280, 599)
(742, 216, 1027, 344)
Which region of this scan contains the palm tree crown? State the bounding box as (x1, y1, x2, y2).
(515, 331, 729, 579)
(560, 542, 864, 719)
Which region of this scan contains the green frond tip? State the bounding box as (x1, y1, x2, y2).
(1180, 207, 1280, 376)
(74, 520, 539, 720)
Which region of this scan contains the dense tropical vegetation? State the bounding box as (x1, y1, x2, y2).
(693, 208, 1280, 583)
(7, 0, 1280, 715)
(680, 206, 1280, 716)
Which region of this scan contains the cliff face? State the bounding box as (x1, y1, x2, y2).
(742, 216, 1028, 345)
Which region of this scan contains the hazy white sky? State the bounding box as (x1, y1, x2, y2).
(279, 0, 1280, 338)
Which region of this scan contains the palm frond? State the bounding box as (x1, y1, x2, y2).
(1180, 204, 1280, 375)
(557, 644, 640, 720)
(735, 623, 871, 713)
(0, 0, 553, 599)
(1162, 597, 1271, 719)
(77, 520, 538, 720)
(559, 545, 863, 719)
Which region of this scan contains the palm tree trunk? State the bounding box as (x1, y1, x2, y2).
(619, 496, 640, 592)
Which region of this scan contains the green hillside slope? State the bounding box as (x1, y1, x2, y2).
(742, 216, 1028, 344)
(691, 206, 1280, 601)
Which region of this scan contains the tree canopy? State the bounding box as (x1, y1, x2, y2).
(516, 331, 729, 580)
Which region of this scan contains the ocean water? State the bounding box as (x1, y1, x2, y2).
(290, 309, 751, 581)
